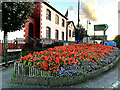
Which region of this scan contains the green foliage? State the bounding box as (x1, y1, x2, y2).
(75, 24, 86, 42)
(2, 2, 35, 32)
(113, 35, 120, 48)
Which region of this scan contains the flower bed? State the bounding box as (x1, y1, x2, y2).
(18, 43, 119, 77)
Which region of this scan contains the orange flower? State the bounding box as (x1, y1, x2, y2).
(64, 63, 67, 65)
(53, 70, 57, 73)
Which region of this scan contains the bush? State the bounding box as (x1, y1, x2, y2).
(113, 35, 120, 48)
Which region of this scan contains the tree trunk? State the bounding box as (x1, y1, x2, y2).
(4, 31, 8, 67)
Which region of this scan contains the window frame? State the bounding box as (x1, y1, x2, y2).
(55, 14, 59, 24)
(69, 30, 71, 37)
(46, 9, 51, 21)
(62, 19, 65, 27)
(72, 30, 75, 37)
(55, 30, 59, 40)
(62, 31, 64, 41)
(46, 26, 51, 39)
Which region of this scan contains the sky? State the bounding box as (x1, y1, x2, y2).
(0, 0, 119, 40)
(118, 0, 120, 35)
(49, 0, 119, 40)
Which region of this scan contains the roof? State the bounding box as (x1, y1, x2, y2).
(67, 21, 76, 29)
(43, 1, 68, 20)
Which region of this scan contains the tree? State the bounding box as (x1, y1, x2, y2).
(2, 2, 35, 66)
(113, 35, 120, 49)
(75, 24, 86, 42)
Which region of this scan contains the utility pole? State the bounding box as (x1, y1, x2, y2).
(77, 0, 81, 43)
(86, 20, 91, 43)
(78, 0, 80, 27)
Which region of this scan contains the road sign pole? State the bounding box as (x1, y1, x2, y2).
(94, 30, 95, 44)
(103, 30, 106, 45)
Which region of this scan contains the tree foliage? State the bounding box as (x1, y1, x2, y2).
(113, 35, 120, 48)
(2, 2, 35, 66)
(2, 2, 35, 32)
(75, 24, 86, 42)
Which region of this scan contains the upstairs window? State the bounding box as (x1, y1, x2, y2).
(55, 14, 59, 24)
(46, 27, 51, 39)
(46, 9, 51, 20)
(62, 19, 65, 27)
(55, 30, 58, 40)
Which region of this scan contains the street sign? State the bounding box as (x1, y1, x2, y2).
(94, 24, 108, 31)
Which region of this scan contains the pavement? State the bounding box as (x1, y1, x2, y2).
(0, 58, 120, 89)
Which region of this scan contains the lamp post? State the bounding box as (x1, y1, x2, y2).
(86, 20, 91, 43)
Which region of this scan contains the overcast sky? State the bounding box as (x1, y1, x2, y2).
(50, 0, 119, 40)
(0, 0, 119, 40)
(118, 0, 120, 35)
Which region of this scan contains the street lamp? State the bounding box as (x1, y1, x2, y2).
(86, 20, 91, 43)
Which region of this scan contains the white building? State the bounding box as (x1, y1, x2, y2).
(0, 1, 68, 46)
(67, 21, 75, 41)
(41, 2, 67, 41)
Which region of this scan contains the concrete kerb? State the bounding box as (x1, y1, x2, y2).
(11, 55, 120, 86)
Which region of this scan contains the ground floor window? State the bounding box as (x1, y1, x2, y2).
(62, 32, 64, 41)
(55, 30, 58, 40)
(46, 27, 51, 39)
(69, 30, 71, 37)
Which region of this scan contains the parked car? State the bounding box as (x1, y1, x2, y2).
(105, 41, 116, 47)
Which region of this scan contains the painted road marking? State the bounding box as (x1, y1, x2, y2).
(112, 80, 120, 88)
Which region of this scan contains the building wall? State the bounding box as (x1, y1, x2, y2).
(118, 11, 120, 35)
(41, 3, 66, 41)
(0, 29, 25, 41)
(24, 18, 36, 43)
(67, 23, 75, 41)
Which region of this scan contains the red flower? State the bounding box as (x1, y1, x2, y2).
(37, 62, 40, 66)
(44, 68, 47, 70)
(35, 65, 37, 68)
(92, 61, 95, 63)
(55, 59, 59, 64)
(62, 59, 64, 61)
(78, 63, 80, 65)
(49, 68, 52, 70)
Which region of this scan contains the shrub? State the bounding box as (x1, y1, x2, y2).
(113, 35, 120, 48)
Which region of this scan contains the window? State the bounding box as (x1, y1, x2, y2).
(46, 9, 51, 20)
(72, 30, 75, 37)
(62, 32, 64, 40)
(55, 14, 59, 24)
(46, 27, 51, 39)
(69, 30, 71, 37)
(55, 30, 58, 40)
(62, 19, 65, 27)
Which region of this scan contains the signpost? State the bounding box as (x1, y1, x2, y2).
(94, 24, 108, 31)
(94, 24, 108, 45)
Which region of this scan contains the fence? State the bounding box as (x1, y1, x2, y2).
(14, 61, 56, 77)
